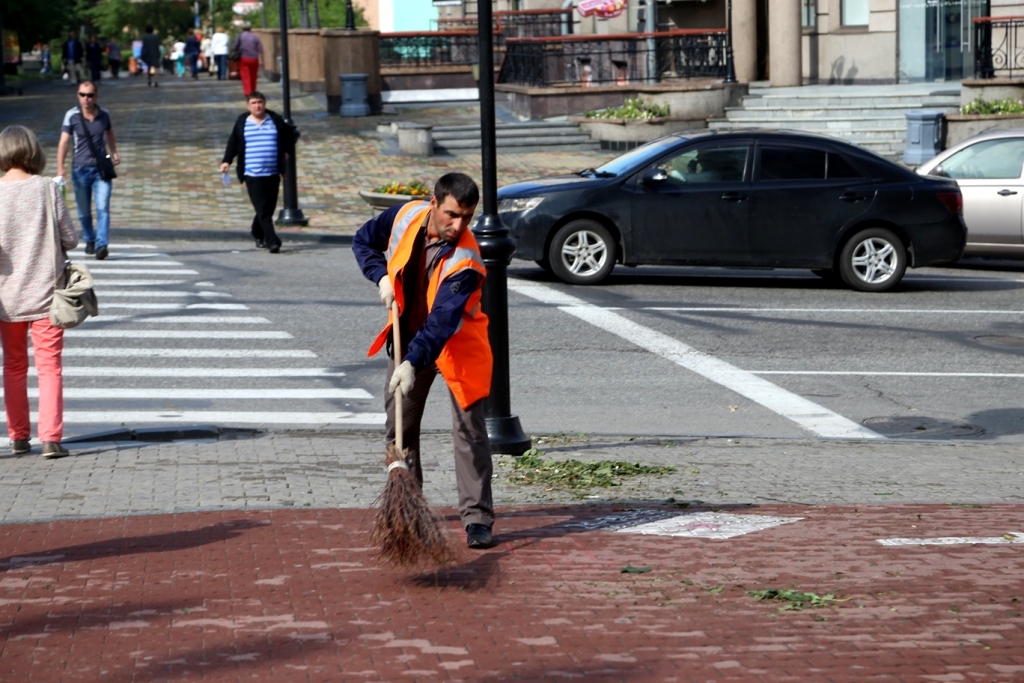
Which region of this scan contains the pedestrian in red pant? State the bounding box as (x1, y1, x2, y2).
(232, 24, 263, 96)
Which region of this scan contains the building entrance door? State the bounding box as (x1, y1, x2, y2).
(924, 0, 989, 80)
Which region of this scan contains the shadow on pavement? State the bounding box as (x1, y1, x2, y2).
(0, 518, 269, 572)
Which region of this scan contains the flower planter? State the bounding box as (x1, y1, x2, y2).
(945, 113, 1024, 149)
(570, 116, 707, 146)
(358, 190, 422, 209)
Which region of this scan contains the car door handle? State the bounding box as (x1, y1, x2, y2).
(998, 189, 1018, 196)
(839, 192, 867, 202)
(720, 192, 748, 202)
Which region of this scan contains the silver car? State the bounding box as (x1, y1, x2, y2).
(917, 129, 1024, 256)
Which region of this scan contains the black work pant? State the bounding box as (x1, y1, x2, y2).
(244, 174, 281, 248)
(384, 358, 494, 529)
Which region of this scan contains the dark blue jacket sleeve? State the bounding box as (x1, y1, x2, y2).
(352, 204, 403, 285)
(405, 269, 482, 370)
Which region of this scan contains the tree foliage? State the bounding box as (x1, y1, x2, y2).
(0, 0, 77, 46)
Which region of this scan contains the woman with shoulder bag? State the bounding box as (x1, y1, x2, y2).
(0, 126, 79, 459)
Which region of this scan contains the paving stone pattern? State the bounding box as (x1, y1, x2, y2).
(0, 77, 613, 235)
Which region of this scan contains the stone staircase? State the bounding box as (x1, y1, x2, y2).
(707, 85, 962, 160)
(432, 121, 600, 155)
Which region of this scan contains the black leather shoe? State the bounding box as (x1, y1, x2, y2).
(466, 523, 494, 549)
(255, 239, 266, 249)
(268, 242, 281, 254)
(84, 241, 95, 255)
(95, 245, 108, 260)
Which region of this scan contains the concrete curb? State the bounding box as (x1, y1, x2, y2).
(110, 226, 353, 245)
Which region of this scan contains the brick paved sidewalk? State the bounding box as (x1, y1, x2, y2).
(2, 432, 1024, 681)
(2, 503, 1023, 682)
(0, 77, 612, 237)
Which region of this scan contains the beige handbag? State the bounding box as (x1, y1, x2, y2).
(45, 180, 98, 329)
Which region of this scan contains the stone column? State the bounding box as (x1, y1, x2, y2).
(768, 0, 801, 86)
(732, 0, 757, 84)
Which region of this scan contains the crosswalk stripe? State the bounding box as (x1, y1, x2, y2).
(89, 269, 200, 275)
(94, 280, 187, 286)
(66, 330, 293, 339)
(50, 411, 386, 425)
(61, 348, 317, 358)
(100, 303, 249, 310)
(83, 316, 271, 324)
(100, 291, 233, 298)
(30, 367, 348, 377)
(6, 388, 372, 399)
(66, 260, 182, 266)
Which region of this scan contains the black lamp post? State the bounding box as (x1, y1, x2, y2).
(277, 0, 309, 226)
(345, 0, 356, 30)
(472, 0, 531, 456)
(723, 0, 737, 83)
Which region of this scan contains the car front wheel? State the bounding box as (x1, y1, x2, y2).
(838, 227, 907, 292)
(548, 220, 615, 285)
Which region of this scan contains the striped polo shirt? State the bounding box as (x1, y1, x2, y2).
(243, 116, 278, 177)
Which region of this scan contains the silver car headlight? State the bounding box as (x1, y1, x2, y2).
(498, 196, 545, 214)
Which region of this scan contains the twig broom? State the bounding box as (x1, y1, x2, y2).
(369, 301, 453, 567)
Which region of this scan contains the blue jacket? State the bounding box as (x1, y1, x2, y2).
(353, 203, 482, 371)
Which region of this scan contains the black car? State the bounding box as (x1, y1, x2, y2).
(496, 130, 966, 292)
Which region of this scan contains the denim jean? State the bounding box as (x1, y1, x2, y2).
(71, 165, 111, 249)
(215, 54, 227, 80)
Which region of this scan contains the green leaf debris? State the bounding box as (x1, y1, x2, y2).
(505, 448, 675, 491)
(747, 589, 842, 611)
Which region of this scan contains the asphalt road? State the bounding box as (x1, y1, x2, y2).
(43, 238, 1024, 445)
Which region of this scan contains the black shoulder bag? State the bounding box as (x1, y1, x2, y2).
(76, 108, 117, 181)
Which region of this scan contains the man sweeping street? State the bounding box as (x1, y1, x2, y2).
(353, 173, 496, 550)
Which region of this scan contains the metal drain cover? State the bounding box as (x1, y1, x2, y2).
(974, 335, 1024, 351)
(862, 416, 984, 439)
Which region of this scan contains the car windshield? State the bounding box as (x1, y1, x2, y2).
(594, 136, 690, 176)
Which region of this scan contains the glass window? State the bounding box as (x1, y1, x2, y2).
(654, 145, 748, 184)
(802, 0, 817, 28)
(842, 0, 869, 26)
(938, 138, 1024, 180)
(596, 136, 692, 177)
(759, 146, 826, 181)
(827, 153, 863, 179)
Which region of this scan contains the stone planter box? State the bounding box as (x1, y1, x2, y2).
(571, 116, 707, 146)
(960, 78, 1024, 108)
(945, 113, 1024, 149)
(358, 191, 426, 216)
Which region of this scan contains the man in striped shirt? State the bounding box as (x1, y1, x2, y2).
(220, 91, 295, 253)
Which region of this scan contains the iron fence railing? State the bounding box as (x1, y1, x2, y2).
(496, 9, 574, 38)
(498, 30, 727, 87)
(379, 31, 503, 67)
(974, 15, 1024, 78)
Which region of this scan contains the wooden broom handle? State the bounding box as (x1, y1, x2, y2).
(391, 300, 403, 452)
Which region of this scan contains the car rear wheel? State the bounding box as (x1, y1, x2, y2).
(548, 220, 615, 285)
(838, 227, 907, 292)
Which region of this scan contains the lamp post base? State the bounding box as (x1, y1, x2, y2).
(485, 415, 532, 455)
(276, 208, 309, 226)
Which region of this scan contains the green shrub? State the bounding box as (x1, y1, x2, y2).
(961, 97, 1024, 115)
(585, 97, 670, 121)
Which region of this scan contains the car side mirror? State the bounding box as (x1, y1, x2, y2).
(644, 169, 668, 185)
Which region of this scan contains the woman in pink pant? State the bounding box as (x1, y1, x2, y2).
(0, 125, 78, 458)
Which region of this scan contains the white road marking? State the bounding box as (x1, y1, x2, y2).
(4, 388, 372, 399)
(31, 367, 348, 378)
(99, 303, 249, 310)
(753, 371, 1024, 378)
(88, 269, 199, 275)
(94, 280, 187, 286)
(60, 348, 317, 358)
(509, 280, 883, 440)
(82, 316, 270, 324)
(616, 512, 803, 539)
(100, 291, 232, 298)
(68, 244, 157, 252)
(67, 260, 184, 266)
(878, 533, 1024, 546)
(49, 411, 386, 425)
(66, 330, 293, 339)
(90, 270, 201, 274)
(645, 307, 1024, 315)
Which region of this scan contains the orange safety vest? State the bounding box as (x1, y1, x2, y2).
(367, 200, 493, 410)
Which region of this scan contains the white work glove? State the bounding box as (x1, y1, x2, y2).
(389, 360, 415, 396)
(378, 276, 395, 308)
